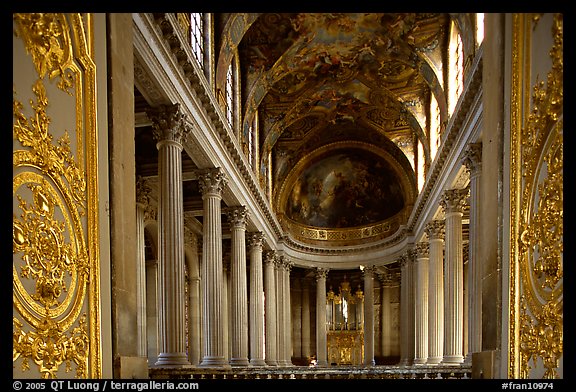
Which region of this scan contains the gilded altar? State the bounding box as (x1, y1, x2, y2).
(326, 277, 364, 365)
(327, 330, 364, 366)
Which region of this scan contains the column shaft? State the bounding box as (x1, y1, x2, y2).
(149, 104, 190, 366)
(441, 189, 467, 364)
(463, 143, 483, 361)
(426, 220, 445, 364)
(363, 266, 376, 366)
(198, 168, 228, 367)
(282, 260, 293, 365)
(414, 243, 429, 365)
(136, 204, 147, 357)
(228, 207, 249, 366)
(315, 268, 329, 367)
(248, 232, 266, 366)
(301, 280, 311, 360)
(263, 252, 278, 366)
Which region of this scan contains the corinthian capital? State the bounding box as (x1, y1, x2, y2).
(147, 103, 191, 145)
(440, 188, 469, 214)
(415, 242, 430, 259)
(425, 220, 445, 240)
(315, 267, 329, 281)
(246, 231, 265, 249)
(197, 167, 227, 196)
(461, 142, 482, 176)
(263, 250, 277, 265)
(226, 206, 249, 228)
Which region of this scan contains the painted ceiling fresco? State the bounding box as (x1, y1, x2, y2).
(285, 149, 405, 228)
(236, 13, 449, 232)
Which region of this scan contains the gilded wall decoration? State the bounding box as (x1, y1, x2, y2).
(13, 13, 101, 378)
(510, 13, 562, 379)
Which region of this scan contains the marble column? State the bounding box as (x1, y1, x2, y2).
(274, 257, 285, 366)
(263, 251, 278, 366)
(281, 257, 293, 365)
(399, 251, 415, 366)
(198, 168, 228, 367)
(227, 206, 250, 366)
(315, 268, 329, 367)
(184, 230, 201, 366)
(135, 198, 147, 357)
(148, 103, 190, 366)
(247, 232, 266, 366)
(413, 242, 430, 365)
(145, 260, 160, 366)
(462, 143, 483, 363)
(301, 278, 311, 360)
(440, 188, 468, 364)
(363, 266, 376, 367)
(379, 273, 392, 358)
(425, 220, 445, 365)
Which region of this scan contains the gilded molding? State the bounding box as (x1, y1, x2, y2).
(510, 13, 563, 379)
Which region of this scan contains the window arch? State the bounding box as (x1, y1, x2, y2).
(447, 20, 464, 116)
(475, 13, 485, 48)
(190, 13, 205, 70)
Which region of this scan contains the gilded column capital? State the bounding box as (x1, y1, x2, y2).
(246, 231, 265, 250)
(461, 142, 482, 176)
(315, 267, 329, 281)
(425, 220, 445, 240)
(147, 103, 191, 146)
(226, 205, 249, 229)
(415, 242, 430, 259)
(440, 188, 469, 214)
(197, 167, 227, 197)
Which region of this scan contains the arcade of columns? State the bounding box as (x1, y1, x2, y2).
(137, 104, 483, 368)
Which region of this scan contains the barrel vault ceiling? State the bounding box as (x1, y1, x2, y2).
(134, 13, 466, 261)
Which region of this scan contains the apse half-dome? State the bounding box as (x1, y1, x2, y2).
(286, 148, 404, 228)
(277, 143, 416, 245)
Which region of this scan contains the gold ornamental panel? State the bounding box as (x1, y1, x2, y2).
(510, 13, 563, 379)
(13, 13, 101, 378)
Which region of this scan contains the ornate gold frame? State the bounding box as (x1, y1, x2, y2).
(13, 13, 102, 378)
(509, 13, 563, 379)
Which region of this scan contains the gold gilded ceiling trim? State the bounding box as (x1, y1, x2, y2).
(13, 13, 101, 378)
(509, 13, 563, 379)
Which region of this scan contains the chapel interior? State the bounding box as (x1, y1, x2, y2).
(12, 13, 563, 380)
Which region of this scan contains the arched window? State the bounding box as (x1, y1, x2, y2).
(417, 139, 425, 192)
(475, 13, 485, 48)
(448, 20, 464, 116)
(248, 111, 259, 171)
(190, 13, 205, 69)
(225, 63, 234, 127)
(429, 93, 440, 162)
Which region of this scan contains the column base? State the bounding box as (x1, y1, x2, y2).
(426, 356, 443, 365)
(441, 355, 464, 364)
(316, 360, 329, 367)
(265, 360, 279, 366)
(413, 358, 428, 365)
(155, 352, 191, 367)
(249, 359, 267, 366)
(199, 356, 230, 367)
(230, 357, 250, 366)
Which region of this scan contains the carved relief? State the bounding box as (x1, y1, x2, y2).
(13, 13, 100, 378)
(511, 13, 563, 379)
